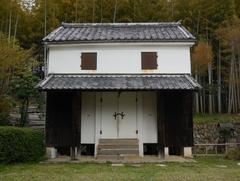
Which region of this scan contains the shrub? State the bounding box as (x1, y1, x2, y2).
(0, 126, 45, 163)
(224, 148, 240, 160)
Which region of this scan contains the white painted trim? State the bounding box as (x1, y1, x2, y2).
(46, 42, 195, 48)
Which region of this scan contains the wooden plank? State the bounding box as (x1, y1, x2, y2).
(157, 91, 165, 157)
(71, 92, 81, 159)
(46, 91, 73, 147)
(157, 90, 193, 156)
(71, 92, 81, 147)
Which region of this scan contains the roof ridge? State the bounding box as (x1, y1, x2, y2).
(61, 22, 181, 28)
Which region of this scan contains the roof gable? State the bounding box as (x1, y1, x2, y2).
(43, 22, 196, 44)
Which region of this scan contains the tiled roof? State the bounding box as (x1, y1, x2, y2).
(43, 22, 195, 43)
(36, 74, 201, 90)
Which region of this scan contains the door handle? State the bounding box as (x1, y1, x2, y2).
(113, 112, 125, 119)
(113, 112, 117, 120)
(120, 112, 125, 119)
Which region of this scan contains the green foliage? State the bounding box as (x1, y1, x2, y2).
(10, 72, 39, 100)
(193, 114, 240, 124)
(9, 73, 39, 126)
(0, 95, 12, 125)
(0, 32, 38, 126)
(0, 126, 45, 163)
(225, 148, 240, 160)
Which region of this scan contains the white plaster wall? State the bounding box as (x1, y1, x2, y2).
(48, 43, 191, 74)
(81, 92, 95, 144)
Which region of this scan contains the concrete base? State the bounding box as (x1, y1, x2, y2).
(164, 147, 169, 157)
(46, 147, 57, 159)
(44, 155, 195, 164)
(183, 147, 192, 158)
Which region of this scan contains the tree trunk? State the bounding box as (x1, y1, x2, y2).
(20, 98, 29, 127)
(208, 62, 212, 113)
(92, 0, 95, 23)
(8, 8, 12, 42)
(228, 46, 235, 113)
(195, 73, 199, 113)
(217, 42, 222, 113)
(113, 0, 117, 23)
(44, 0, 47, 37)
(100, 0, 103, 23)
(13, 13, 19, 46)
(133, 0, 136, 22)
(75, 0, 78, 22)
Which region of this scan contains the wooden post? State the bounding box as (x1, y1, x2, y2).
(71, 91, 81, 161)
(157, 91, 165, 158)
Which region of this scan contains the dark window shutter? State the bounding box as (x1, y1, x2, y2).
(141, 52, 158, 69)
(81, 53, 97, 70)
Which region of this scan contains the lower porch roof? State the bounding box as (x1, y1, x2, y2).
(36, 74, 201, 91)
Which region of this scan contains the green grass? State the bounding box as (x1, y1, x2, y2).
(0, 156, 240, 181)
(193, 114, 240, 124)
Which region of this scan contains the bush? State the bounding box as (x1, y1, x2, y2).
(0, 126, 45, 163)
(224, 148, 240, 160)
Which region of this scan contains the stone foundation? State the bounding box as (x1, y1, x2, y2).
(183, 147, 192, 157)
(46, 147, 57, 159)
(164, 147, 169, 157)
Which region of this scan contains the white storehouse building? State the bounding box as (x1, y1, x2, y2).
(37, 22, 201, 160)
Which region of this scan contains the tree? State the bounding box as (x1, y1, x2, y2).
(216, 16, 240, 113)
(192, 40, 213, 113)
(10, 72, 39, 126)
(0, 32, 36, 125)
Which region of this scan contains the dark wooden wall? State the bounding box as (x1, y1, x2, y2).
(46, 91, 81, 148)
(157, 90, 193, 156)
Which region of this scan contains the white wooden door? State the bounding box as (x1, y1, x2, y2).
(101, 92, 137, 139)
(101, 92, 118, 138)
(118, 92, 137, 138)
(81, 92, 95, 143)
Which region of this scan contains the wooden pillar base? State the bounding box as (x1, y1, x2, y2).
(46, 147, 57, 159)
(70, 147, 78, 161)
(164, 147, 169, 157)
(183, 147, 193, 158)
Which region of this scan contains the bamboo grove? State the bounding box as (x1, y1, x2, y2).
(0, 0, 240, 114)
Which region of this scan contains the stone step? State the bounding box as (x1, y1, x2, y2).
(97, 154, 140, 160)
(96, 155, 123, 160)
(97, 139, 139, 159)
(98, 148, 139, 155)
(98, 144, 138, 149)
(99, 139, 138, 145)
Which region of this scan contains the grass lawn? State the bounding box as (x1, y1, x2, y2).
(193, 113, 240, 124)
(0, 156, 239, 181)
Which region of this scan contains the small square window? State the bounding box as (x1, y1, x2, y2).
(141, 52, 158, 69)
(81, 53, 97, 70)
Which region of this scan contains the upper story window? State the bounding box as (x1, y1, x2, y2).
(141, 52, 158, 70)
(81, 53, 97, 70)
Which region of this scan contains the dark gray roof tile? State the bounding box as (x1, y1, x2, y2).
(43, 22, 196, 43)
(36, 74, 201, 90)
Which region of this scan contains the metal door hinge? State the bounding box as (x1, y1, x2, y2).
(100, 130, 102, 134)
(136, 130, 138, 134)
